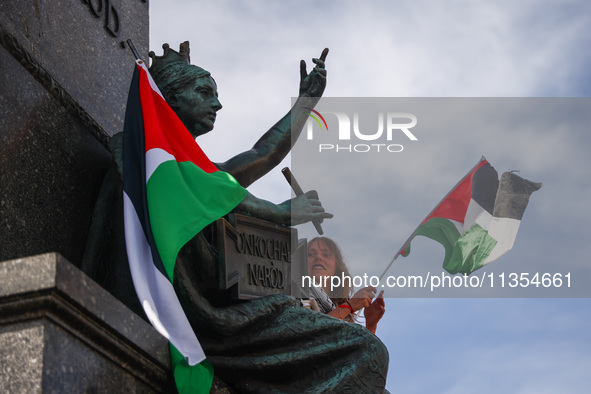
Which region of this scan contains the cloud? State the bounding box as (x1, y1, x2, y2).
(150, 1, 591, 392)
(149, 0, 591, 202)
(380, 299, 591, 393)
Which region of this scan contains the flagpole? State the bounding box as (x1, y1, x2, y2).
(126, 39, 144, 62)
(378, 251, 403, 281)
(378, 156, 487, 281)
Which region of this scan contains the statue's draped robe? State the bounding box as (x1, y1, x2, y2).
(82, 133, 389, 393)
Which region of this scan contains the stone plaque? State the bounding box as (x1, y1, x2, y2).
(215, 214, 306, 300)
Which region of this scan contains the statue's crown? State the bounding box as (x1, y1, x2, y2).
(148, 41, 191, 74)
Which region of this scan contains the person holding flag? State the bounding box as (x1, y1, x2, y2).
(307, 236, 386, 334)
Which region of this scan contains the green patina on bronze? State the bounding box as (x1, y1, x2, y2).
(82, 42, 388, 393)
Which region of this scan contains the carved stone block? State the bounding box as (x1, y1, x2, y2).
(215, 214, 308, 299)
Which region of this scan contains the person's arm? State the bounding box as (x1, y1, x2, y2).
(217, 49, 329, 188)
(325, 287, 376, 321)
(326, 305, 353, 320)
(364, 290, 385, 334)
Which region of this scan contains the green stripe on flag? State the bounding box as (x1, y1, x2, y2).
(404, 217, 462, 262)
(404, 218, 498, 275)
(170, 344, 214, 394)
(147, 160, 247, 281)
(446, 223, 497, 275)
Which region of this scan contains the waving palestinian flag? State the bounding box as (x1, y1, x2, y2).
(123, 60, 246, 393)
(401, 158, 541, 275)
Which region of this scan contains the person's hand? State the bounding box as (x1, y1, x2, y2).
(288, 190, 333, 225)
(364, 290, 385, 334)
(348, 286, 377, 312)
(299, 48, 329, 98)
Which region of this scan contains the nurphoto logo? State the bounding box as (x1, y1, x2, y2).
(305, 110, 418, 153)
(304, 107, 329, 131)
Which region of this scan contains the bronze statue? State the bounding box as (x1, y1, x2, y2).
(148, 41, 333, 226)
(82, 42, 389, 393)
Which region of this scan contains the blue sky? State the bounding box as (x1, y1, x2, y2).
(150, 1, 591, 392)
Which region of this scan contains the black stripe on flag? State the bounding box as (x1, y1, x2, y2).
(493, 171, 542, 220)
(123, 66, 168, 279)
(471, 162, 499, 215)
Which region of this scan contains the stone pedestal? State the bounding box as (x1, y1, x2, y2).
(0, 253, 175, 393)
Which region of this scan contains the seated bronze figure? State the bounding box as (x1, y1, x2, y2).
(83, 42, 388, 393)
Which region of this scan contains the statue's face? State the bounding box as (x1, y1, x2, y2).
(307, 239, 337, 280)
(169, 75, 222, 138)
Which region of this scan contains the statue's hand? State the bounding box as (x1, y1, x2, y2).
(289, 190, 333, 225)
(299, 48, 329, 98)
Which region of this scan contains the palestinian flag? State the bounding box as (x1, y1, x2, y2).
(123, 60, 247, 393)
(401, 158, 540, 275)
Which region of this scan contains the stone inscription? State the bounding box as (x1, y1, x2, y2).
(235, 233, 290, 262)
(235, 232, 289, 290)
(246, 262, 286, 289)
(217, 214, 294, 299)
(80, 0, 148, 39)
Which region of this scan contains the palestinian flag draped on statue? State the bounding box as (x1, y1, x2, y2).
(401, 157, 540, 275)
(122, 60, 247, 393)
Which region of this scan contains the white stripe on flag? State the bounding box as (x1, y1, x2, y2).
(464, 199, 493, 232)
(123, 191, 205, 365)
(483, 216, 521, 265)
(146, 148, 175, 182)
(137, 60, 164, 99)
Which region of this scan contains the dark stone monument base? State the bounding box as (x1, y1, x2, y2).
(0, 253, 174, 393)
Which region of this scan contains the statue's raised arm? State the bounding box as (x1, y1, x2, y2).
(216, 48, 329, 187)
(151, 44, 332, 227)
